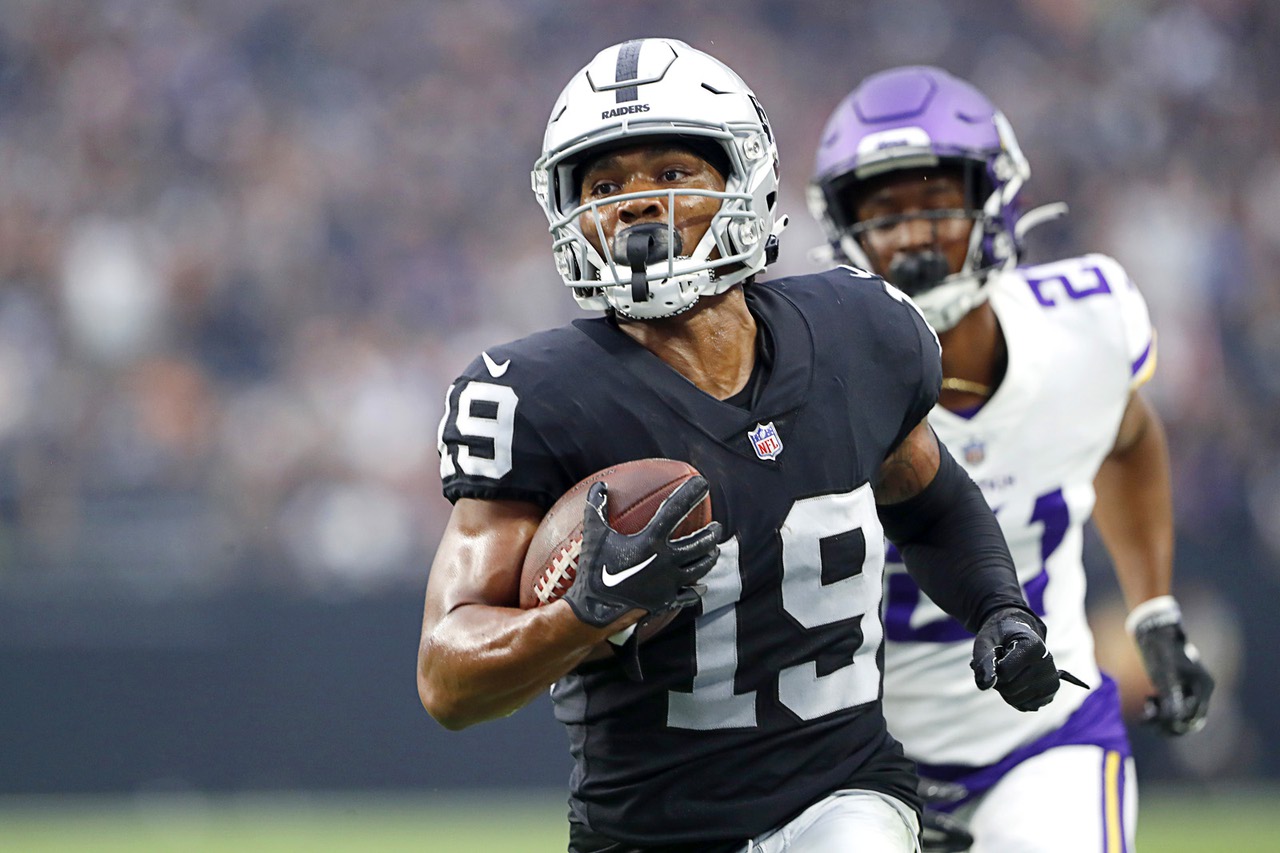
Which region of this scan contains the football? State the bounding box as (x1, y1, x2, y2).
(519, 458, 712, 650)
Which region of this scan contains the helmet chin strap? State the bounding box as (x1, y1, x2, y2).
(919, 274, 989, 332)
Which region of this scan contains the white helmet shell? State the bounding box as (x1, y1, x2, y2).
(531, 39, 783, 319)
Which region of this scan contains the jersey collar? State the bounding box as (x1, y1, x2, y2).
(572, 283, 814, 448)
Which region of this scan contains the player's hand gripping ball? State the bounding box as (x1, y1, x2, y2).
(520, 459, 719, 654)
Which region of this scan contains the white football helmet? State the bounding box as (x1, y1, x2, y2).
(531, 38, 784, 319)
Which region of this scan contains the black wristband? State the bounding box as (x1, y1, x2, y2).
(878, 441, 1030, 633)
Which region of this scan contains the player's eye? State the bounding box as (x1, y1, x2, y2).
(861, 213, 900, 232)
(660, 167, 689, 182)
(588, 180, 620, 198)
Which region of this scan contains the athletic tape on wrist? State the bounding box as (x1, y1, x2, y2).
(1125, 594, 1181, 637)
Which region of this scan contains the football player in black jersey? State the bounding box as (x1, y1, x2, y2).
(420, 39, 1066, 853)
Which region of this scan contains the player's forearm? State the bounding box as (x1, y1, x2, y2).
(879, 442, 1029, 633)
(1093, 406, 1174, 609)
(418, 600, 619, 730)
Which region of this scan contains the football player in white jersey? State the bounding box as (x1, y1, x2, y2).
(809, 66, 1215, 853)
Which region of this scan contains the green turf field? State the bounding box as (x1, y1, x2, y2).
(3, 788, 1277, 852)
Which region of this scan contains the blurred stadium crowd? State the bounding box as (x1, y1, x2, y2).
(1, 0, 1277, 772)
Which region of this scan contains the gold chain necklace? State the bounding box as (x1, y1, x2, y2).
(941, 377, 993, 397)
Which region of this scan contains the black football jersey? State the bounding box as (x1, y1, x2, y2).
(437, 267, 941, 846)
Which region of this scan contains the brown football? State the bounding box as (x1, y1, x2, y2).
(520, 458, 712, 654)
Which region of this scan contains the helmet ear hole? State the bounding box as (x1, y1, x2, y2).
(959, 160, 992, 212)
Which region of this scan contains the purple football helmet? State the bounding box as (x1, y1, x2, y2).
(809, 66, 1060, 331)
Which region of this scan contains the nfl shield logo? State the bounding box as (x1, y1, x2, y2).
(749, 422, 784, 461)
(963, 437, 986, 465)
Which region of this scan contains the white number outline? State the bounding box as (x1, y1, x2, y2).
(438, 381, 519, 480)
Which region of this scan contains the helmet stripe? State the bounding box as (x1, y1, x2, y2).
(613, 39, 643, 103)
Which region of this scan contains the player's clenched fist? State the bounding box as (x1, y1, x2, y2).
(1128, 596, 1214, 735)
(971, 606, 1062, 712)
(564, 478, 721, 629)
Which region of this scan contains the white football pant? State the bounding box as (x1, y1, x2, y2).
(953, 745, 1137, 853)
(747, 788, 921, 853)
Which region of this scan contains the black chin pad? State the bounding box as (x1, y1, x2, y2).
(887, 251, 952, 297)
(616, 224, 683, 304)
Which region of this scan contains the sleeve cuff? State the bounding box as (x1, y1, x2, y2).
(1125, 594, 1180, 636)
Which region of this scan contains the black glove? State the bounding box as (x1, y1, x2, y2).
(563, 477, 721, 629)
(971, 606, 1061, 711)
(1128, 596, 1214, 735)
(919, 808, 974, 853)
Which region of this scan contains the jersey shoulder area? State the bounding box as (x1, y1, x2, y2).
(763, 266, 941, 441)
(439, 321, 612, 508)
(1005, 253, 1154, 385)
(1006, 253, 1147, 331)
(763, 265, 941, 359)
(451, 321, 600, 395)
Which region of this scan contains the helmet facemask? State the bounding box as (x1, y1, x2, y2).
(823, 157, 1011, 331)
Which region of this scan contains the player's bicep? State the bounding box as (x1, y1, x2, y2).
(1107, 391, 1155, 458)
(1105, 389, 1167, 461)
(874, 419, 942, 505)
(423, 498, 544, 632)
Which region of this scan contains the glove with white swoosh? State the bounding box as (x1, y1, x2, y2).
(563, 478, 721, 629)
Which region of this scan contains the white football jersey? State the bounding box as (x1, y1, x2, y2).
(882, 253, 1155, 766)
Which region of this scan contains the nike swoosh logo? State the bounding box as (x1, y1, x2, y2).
(481, 351, 510, 378)
(600, 554, 656, 587)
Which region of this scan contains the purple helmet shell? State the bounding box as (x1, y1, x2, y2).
(813, 66, 1006, 185)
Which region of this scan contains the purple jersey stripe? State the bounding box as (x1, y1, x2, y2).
(885, 573, 974, 642)
(1130, 338, 1153, 377)
(918, 674, 1132, 812)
